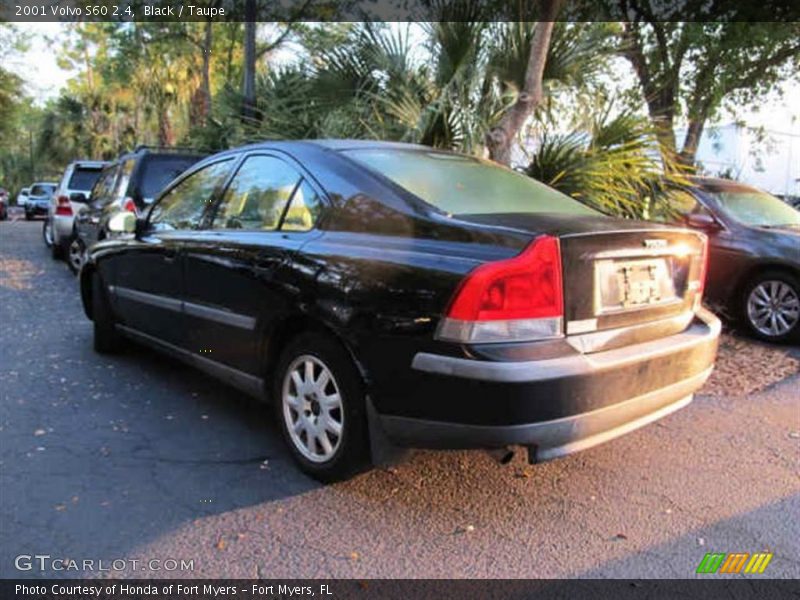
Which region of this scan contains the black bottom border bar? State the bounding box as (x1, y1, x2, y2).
(3, 579, 799, 600)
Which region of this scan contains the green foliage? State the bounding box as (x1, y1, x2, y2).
(526, 107, 691, 218)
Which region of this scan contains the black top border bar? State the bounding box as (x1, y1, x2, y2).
(2, 0, 799, 22)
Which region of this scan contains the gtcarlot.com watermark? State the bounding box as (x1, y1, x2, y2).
(14, 554, 194, 573)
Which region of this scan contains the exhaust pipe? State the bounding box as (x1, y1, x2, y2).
(486, 447, 515, 465)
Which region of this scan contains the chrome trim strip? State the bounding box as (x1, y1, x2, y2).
(590, 246, 702, 259)
(113, 285, 256, 330)
(566, 311, 695, 354)
(113, 285, 182, 312)
(412, 308, 720, 382)
(560, 227, 703, 238)
(183, 301, 257, 330)
(379, 369, 709, 458)
(116, 324, 264, 398)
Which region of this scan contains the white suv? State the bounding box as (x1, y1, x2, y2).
(44, 161, 108, 268)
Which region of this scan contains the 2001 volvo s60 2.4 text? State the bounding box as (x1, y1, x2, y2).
(79, 140, 720, 481)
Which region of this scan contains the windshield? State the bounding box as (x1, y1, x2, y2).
(68, 167, 104, 192)
(139, 155, 203, 200)
(344, 149, 598, 217)
(30, 184, 56, 197)
(710, 189, 800, 227)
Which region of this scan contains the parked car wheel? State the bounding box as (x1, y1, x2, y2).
(42, 219, 53, 246)
(91, 271, 122, 354)
(274, 332, 370, 482)
(24, 210, 32, 221)
(67, 237, 85, 275)
(742, 270, 800, 343)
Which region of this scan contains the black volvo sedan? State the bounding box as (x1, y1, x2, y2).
(79, 140, 720, 481)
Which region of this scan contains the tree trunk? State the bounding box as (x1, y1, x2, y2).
(200, 19, 213, 122)
(680, 117, 706, 166)
(486, 0, 562, 165)
(242, 0, 256, 122)
(158, 102, 174, 147)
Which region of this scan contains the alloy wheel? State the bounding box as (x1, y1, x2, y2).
(68, 239, 84, 272)
(282, 354, 344, 464)
(43, 220, 53, 246)
(747, 280, 800, 338)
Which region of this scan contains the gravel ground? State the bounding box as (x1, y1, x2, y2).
(1, 219, 799, 579)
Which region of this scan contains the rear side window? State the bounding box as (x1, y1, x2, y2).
(281, 180, 324, 232)
(344, 149, 598, 217)
(212, 155, 302, 231)
(148, 160, 233, 231)
(68, 168, 104, 191)
(139, 155, 203, 200)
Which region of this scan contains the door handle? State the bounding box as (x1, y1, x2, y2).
(163, 249, 179, 263)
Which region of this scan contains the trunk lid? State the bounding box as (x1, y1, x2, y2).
(454, 213, 706, 337)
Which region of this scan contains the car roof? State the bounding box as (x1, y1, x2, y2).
(688, 176, 762, 194)
(31, 181, 58, 186)
(209, 139, 432, 157)
(70, 160, 109, 168)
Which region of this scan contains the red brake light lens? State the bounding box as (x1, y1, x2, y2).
(446, 235, 563, 322)
(438, 235, 564, 343)
(55, 195, 72, 216)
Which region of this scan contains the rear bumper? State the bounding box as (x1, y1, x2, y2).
(378, 308, 721, 460)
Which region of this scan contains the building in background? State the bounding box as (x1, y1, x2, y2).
(682, 123, 800, 202)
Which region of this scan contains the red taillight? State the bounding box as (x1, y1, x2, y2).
(438, 235, 564, 343)
(122, 197, 137, 214)
(55, 195, 72, 216)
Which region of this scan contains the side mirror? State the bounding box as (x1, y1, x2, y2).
(685, 212, 722, 232)
(108, 211, 137, 234)
(70, 192, 87, 203)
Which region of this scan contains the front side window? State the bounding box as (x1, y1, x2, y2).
(148, 160, 233, 231)
(343, 149, 599, 217)
(212, 155, 303, 231)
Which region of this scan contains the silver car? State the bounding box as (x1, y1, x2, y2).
(43, 161, 108, 268)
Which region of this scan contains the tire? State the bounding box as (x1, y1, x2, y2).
(741, 270, 800, 343)
(24, 211, 32, 221)
(91, 271, 122, 354)
(42, 217, 53, 248)
(51, 238, 65, 260)
(273, 332, 370, 482)
(67, 236, 85, 275)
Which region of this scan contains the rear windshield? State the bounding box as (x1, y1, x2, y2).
(139, 155, 203, 199)
(344, 149, 598, 216)
(68, 167, 104, 192)
(30, 184, 56, 196)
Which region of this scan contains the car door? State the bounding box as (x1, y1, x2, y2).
(110, 159, 235, 348)
(181, 153, 326, 376)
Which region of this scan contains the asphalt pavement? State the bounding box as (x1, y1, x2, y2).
(1, 219, 798, 579)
